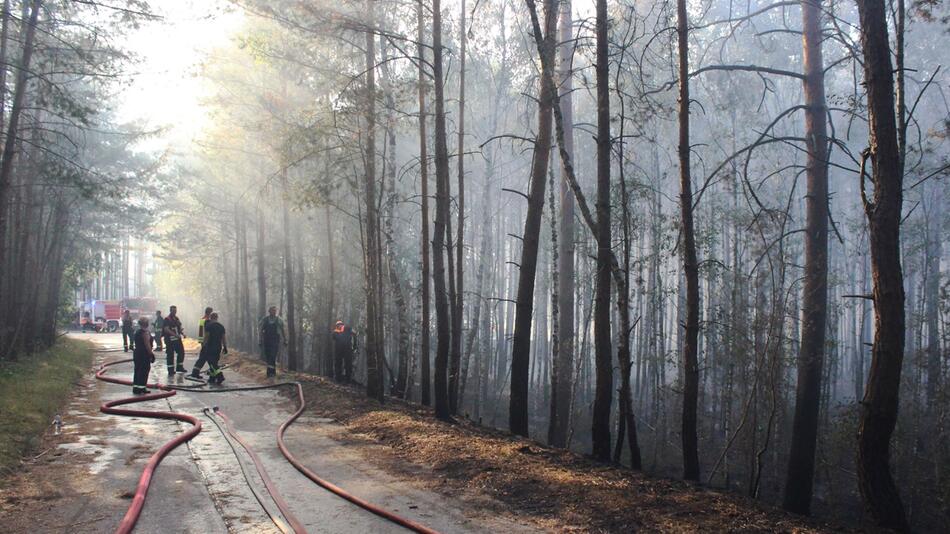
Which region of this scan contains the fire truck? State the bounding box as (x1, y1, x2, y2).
(78, 297, 159, 332)
(80, 300, 121, 332)
(120, 297, 160, 321)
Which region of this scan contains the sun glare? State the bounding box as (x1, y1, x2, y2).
(117, 0, 245, 155)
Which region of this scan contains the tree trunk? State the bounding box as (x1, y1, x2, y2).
(256, 206, 268, 356)
(449, 0, 467, 415)
(590, 0, 613, 462)
(323, 205, 336, 375)
(279, 166, 298, 372)
(548, 0, 575, 449)
(431, 0, 452, 420)
(924, 192, 942, 404)
(677, 0, 700, 482)
(0, 0, 39, 296)
(783, 0, 830, 515)
(460, 187, 489, 409)
(418, 0, 432, 406)
(855, 1, 908, 529)
(385, 133, 410, 398)
(508, 0, 557, 438)
(363, 0, 384, 401)
(0, 0, 11, 136)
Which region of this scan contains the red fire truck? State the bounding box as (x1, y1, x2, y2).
(80, 300, 121, 332)
(78, 297, 159, 332)
(120, 297, 160, 321)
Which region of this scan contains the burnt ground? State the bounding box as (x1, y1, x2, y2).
(226, 353, 861, 533)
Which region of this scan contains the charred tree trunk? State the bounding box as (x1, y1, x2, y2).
(590, 0, 613, 462)
(509, 0, 557, 438)
(784, 0, 830, 515)
(677, 0, 700, 481)
(855, 1, 908, 529)
(363, 1, 384, 401)
(432, 0, 452, 420)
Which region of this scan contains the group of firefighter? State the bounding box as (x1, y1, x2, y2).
(123, 305, 358, 395)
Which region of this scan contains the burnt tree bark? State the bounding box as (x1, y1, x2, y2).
(783, 0, 830, 515)
(590, 0, 613, 462)
(855, 0, 908, 529)
(677, 0, 700, 481)
(508, 0, 557, 438)
(363, 0, 384, 401)
(432, 0, 452, 420)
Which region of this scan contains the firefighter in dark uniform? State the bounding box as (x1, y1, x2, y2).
(153, 310, 164, 351)
(203, 312, 228, 384)
(259, 306, 286, 378)
(332, 320, 357, 383)
(162, 305, 187, 375)
(132, 317, 155, 394)
(121, 309, 135, 352)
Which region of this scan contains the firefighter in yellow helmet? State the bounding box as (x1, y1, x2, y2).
(189, 307, 213, 379)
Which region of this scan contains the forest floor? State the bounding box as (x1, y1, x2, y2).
(227, 353, 858, 533)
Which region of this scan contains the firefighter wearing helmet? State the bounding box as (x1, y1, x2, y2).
(332, 320, 357, 383)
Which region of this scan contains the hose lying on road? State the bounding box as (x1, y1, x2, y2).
(95, 360, 202, 534)
(95, 356, 440, 534)
(202, 407, 299, 534)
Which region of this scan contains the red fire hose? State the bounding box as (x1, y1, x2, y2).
(273, 382, 441, 534)
(95, 359, 201, 534)
(213, 407, 306, 533)
(95, 356, 440, 534)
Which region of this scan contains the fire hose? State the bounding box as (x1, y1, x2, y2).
(201, 406, 301, 534)
(94, 356, 440, 534)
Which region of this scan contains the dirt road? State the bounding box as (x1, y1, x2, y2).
(0, 334, 541, 533)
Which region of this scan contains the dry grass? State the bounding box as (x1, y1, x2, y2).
(228, 354, 855, 533)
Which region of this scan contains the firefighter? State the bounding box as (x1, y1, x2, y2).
(81, 311, 94, 333)
(332, 320, 357, 383)
(259, 306, 287, 378)
(188, 307, 214, 378)
(152, 310, 164, 351)
(132, 317, 155, 394)
(121, 309, 135, 352)
(203, 312, 228, 384)
(197, 307, 212, 341)
(162, 305, 187, 375)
